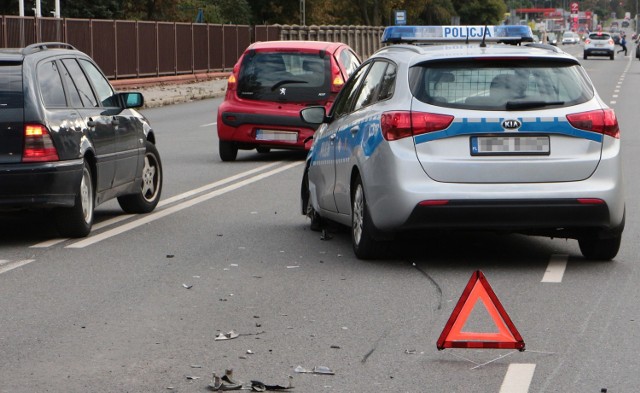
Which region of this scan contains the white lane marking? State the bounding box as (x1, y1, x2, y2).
(541, 254, 568, 283)
(66, 161, 302, 248)
(158, 161, 281, 207)
(610, 101, 617, 105)
(29, 162, 283, 248)
(0, 259, 36, 275)
(499, 363, 536, 393)
(200, 122, 217, 127)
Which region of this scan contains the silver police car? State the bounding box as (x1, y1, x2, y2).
(300, 26, 625, 260)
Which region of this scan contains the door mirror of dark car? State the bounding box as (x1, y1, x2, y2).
(300, 106, 327, 125)
(118, 92, 144, 109)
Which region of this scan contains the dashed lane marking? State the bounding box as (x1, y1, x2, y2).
(499, 363, 536, 393)
(541, 254, 568, 283)
(0, 259, 36, 275)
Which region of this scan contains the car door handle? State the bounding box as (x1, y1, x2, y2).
(330, 133, 337, 141)
(350, 126, 359, 135)
(111, 117, 119, 126)
(86, 119, 97, 127)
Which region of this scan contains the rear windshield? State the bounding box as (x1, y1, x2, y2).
(237, 51, 331, 103)
(409, 59, 594, 111)
(0, 62, 23, 109)
(589, 33, 611, 40)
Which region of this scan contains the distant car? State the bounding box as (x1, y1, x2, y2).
(612, 32, 621, 45)
(584, 32, 615, 60)
(300, 25, 625, 261)
(546, 32, 558, 45)
(562, 31, 580, 44)
(495, 25, 535, 43)
(216, 40, 361, 161)
(621, 20, 629, 28)
(0, 42, 163, 237)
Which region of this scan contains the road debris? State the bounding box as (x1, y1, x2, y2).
(215, 330, 240, 341)
(293, 365, 334, 375)
(182, 283, 193, 289)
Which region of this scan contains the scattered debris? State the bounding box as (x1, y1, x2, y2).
(330, 345, 341, 349)
(405, 349, 417, 355)
(183, 283, 193, 289)
(320, 230, 332, 240)
(191, 365, 203, 368)
(186, 375, 200, 380)
(215, 330, 240, 341)
(250, 376, 294, 391)
(208, 371, 242, 391)
(246, 350, 254, 354)
(286, 266, 299, 269)
(293, 365, 334, 375)
(166, 254, 174, 258)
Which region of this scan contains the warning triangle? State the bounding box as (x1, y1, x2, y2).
(437, 270, 525, 351)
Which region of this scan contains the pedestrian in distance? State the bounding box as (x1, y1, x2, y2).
(617, 33, 628, 56)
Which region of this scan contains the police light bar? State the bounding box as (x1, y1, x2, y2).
(381, 25, 534, 44)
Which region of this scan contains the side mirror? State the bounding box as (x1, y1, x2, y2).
(118, 92, 144, 108)
(300, 106, 327, 125)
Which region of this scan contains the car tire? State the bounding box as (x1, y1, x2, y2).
(256, 147, 271, 154)
(219, 140, 238, 161)
(55, 160, 94, 238)
(578, 232, 621, 261)
(351, 176, 381, 260)
(610, 52, 614, 60)
(583, 53, 587, 59)
(301, 170, 322, 231)
(118, 141, 163, 214)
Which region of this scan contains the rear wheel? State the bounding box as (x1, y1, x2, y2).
(578, 232, 621, 261)
(610, 52, 614, 60)
(351, 176, 381, 260)
(583, 53, 587, 59)
(219, 140, 238, 161)
(55, 160, 94, 238)
(118, 141, 163, 213)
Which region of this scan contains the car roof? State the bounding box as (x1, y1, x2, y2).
(247, 40, 348, 53)
(373, 43, 578, 66)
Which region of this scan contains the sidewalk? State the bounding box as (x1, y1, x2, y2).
(111, 72, 230, 109)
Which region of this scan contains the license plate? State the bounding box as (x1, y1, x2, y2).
(255, 130, 298, 142)
(470, 136, 550, 155)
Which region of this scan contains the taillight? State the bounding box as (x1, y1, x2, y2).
(331, 64, 344, 93)
(227, 73, 237, 92)
(23, 124, 59, 162)
(566, 109, 619, 138)
(585, 38, 591, 44)
(380, 111, 454, 141)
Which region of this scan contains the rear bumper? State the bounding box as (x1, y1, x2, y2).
(584, 49, 614, 56)
(0, 159, 83, 209)
(218, 111, 317, 150)
(402, 199, 620, 237)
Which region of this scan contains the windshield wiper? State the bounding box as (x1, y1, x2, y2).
(505, 101, 565, 110)
(271, 80, 308, 90)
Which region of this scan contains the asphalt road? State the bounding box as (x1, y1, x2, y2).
(0, 41, 639, 392)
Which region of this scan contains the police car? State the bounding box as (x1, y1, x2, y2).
(300, 25, 625, 261)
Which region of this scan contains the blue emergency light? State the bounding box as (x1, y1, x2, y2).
(381, 25, 534, 44)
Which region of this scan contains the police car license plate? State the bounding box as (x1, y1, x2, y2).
(256, 130, 298, 142)
(470, 136, 550, 155)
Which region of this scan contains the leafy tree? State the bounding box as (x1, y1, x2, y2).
(451, 0, 506, 25)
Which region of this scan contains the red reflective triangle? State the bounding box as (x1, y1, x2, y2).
(437, 270, 525, 351)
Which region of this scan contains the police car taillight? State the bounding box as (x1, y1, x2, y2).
(566, 109, 619, 139)
(381, 111, 453, 141)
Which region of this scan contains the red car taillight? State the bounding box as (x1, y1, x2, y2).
(566, 109, 619, 139)
(584, 38, 591, 44)
(380, 111, 454, 141)
(23, 124, 59, 162)
(331, 63, 344, 94)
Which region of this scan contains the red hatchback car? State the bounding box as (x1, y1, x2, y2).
(216, 40, 360, 161)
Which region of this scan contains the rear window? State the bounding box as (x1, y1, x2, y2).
(589, 33, 611, 40)
(237, 51, 331, 103)
(0, 62, 23, 109)
(409, 59, 594, 111)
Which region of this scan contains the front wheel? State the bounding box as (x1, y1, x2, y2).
(118, 141, 163, 213)
(578, 233, 621, 261)
(55, 160, 94, 238)
(351, 176, 381, 260)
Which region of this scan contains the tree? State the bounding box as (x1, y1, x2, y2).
(451, 0, 506, 25)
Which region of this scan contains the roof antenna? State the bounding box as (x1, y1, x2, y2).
(480, 25, 488, 48)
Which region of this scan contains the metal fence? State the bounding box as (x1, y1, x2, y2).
(0, 16, 385, 80)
